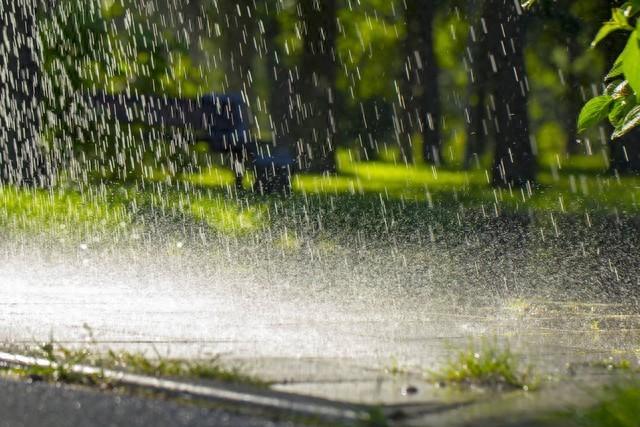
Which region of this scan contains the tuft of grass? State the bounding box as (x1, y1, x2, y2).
(563, 383, 640, 427)
(103, 350, 267, 386)
(430, 340, 535, 390)
(384, 358, 407, 376)
(593, 357, 639, 372)
(0, 342, 267, 388)
(1, 343, 102, 386)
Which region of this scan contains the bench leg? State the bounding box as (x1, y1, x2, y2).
(252, 166, 293, 196)
(230, 151, 245, 191)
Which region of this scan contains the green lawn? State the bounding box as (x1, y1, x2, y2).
(2, 148, 639, 239)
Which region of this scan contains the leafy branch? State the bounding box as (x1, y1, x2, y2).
(578, 1, 640, 138)
(525, 0, 640, 139)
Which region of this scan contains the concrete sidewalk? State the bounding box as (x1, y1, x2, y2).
(1, 242, 639, 424)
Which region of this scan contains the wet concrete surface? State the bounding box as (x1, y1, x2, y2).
(1, 233, 639, 414)
(0, 377, 298, 427)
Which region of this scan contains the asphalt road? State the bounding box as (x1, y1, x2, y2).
(0, 377, 298, 427)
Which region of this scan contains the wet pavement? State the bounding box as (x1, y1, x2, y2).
(1, 235, 639, 412)
(0, 377, 299, 427)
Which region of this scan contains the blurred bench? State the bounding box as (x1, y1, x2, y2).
(88, 91, 295, 194)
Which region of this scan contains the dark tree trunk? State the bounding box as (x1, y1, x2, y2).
(464, 4, 490, 169)
(0, 0, 45, 186)
(465, 85, 488, 169)
(218, 0, 255, 94)
(565, 37, 582, 155)
(404, 0, 441, 165)
(293, 0, 337, 173)
(483, 0, 536, 188)
(263, 4, 296, 155)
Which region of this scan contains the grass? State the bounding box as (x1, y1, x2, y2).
(0, 185, 131, 237)
(103, 350, 266, 386)
(0, 342, 267, 388)
(295, 149, 640, 214)
(430, 340, 535, 390)
(561, 383, 640, 427)
(2, 146, 640, 242)
(593, 356, 640, 372)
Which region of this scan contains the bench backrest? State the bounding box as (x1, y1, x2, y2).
(88, 91, 252, 152)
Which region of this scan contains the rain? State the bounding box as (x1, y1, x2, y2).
(1, 0, 639, 425)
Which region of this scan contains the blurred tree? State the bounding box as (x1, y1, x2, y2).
(464, 0, 490, 169)
(564, 23, 584, 156)
(532, 0, 583, 155)
(334, 1, 404, 163)
(403, 0, 441, 165)
(216, 0, 256, 96)
(293, 0, 338, 173)
(261, 1, 297, 154)
(482, 0, 536, 187)
(39, 0, 212, 183)
(0, 0, 46, 186)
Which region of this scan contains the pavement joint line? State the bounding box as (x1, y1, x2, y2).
(0, 351, 370, 422)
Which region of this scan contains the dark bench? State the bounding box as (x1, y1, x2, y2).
(88, 91, 295, 194)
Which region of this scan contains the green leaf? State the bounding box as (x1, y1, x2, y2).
(592, 9, 634, 47)
(609, 97, 634, 127)
(578, 95, 613, 133)
(622, 30, 640, 96)
(612, 104, 640, 138)
(605, 54, 625, 81)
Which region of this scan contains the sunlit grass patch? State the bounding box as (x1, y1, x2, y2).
(175, 148, 640, 218)
(297, 148, 640, 214)
(431, 340, 535, 390)
(189, 197, 265, 235)
(0, 185, 130, 236)
(182, 165, 237, 188)
(534, 172, 640, 212)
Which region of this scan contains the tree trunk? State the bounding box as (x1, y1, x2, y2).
(218, 0, 255, 95)
(293, 0, 337, 173)
(464, 4, 490, 169)
(263, 4, 296, 155)
(565, 37, 582, 155)
(0, 0, 45, 186)
(483, 0, 536, 188)
(404, 0, 441, 165)
(464, 85, 488, 169)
